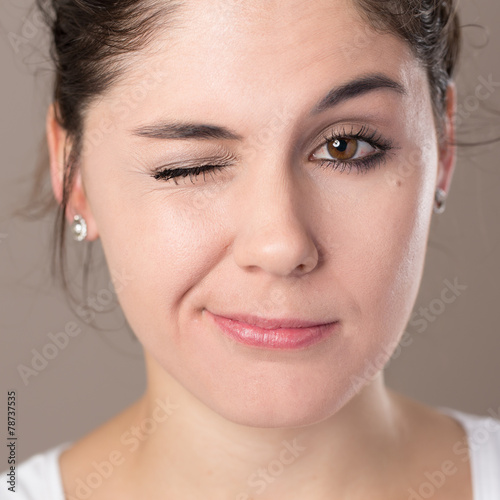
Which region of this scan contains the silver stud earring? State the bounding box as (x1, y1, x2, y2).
(71, 214, 88, 241)
(433, 188, 447, 215)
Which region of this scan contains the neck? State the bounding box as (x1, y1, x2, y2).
(123, 354, 406, 499)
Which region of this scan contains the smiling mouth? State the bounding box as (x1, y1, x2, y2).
(204, 309, 339, 350)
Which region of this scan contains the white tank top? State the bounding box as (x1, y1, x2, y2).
(1, 406, 499, 499)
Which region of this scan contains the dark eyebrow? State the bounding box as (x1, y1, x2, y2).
(310, 73, 407, 115)
(130, 74, 406, 141)
(131, 122, 244, 141)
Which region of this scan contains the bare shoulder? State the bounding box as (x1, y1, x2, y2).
(58, 399, 144, 500)
(388, 389, 473, 500)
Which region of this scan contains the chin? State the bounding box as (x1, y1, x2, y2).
(215, 392, 354, 429)
(187, 369, 358, 429)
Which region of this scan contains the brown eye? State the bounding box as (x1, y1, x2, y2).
(326, 138, 358, 161)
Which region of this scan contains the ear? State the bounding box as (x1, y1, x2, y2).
(46, 103, 99, 241)
(435, 82, 457, 194)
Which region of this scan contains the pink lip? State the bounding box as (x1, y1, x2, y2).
(205, 310, 339, 350)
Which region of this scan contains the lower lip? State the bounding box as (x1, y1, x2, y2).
(206, 311, 338, 350)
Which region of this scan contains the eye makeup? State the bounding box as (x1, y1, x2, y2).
(150, 123, 395, 183)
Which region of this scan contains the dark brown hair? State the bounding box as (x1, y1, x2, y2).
(20, 0, 462, 305)
(23, 0, 183, 304)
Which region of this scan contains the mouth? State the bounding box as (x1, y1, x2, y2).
(204, 309, 339, 350)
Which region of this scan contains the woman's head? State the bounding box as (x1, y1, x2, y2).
(43, 0, 460, 427)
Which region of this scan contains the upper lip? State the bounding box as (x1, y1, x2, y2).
(207, 310, 338, 329)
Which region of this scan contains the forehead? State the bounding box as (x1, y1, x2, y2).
(88, 0, 424, 129)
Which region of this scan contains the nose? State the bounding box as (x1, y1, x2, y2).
(232, 161, 320, 277)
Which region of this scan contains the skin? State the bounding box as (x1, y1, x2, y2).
(46, 0, 472, 498)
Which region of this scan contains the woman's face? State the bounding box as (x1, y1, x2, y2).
(66, 0, 453, 426)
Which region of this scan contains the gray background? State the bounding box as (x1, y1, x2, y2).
(1, 0, 499, 462)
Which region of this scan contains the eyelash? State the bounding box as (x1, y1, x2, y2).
(152, 161, 232, 185)
(315, 125, 393, 175)
(151, 125, 394, 183)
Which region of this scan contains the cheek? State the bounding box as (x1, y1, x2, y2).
(340, 154, 436, 357)
(87, 180, 227, 350)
